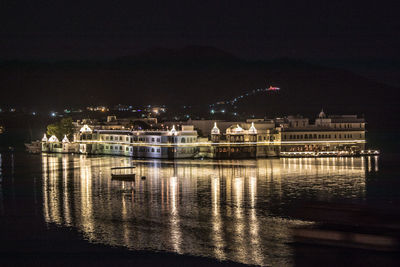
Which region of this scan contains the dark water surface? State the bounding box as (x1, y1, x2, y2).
(1, 152, 398, 266)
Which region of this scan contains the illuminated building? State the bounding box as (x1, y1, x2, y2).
(40, 110, 371, 158)
(280, 110, 366, 154)
(210, 121, 281, 158)
(72, 124, 198, 159)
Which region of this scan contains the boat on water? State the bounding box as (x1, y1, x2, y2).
(290, 202, 400, 252)
(111, 166, 136, 181)
(25, 141, 42, 153)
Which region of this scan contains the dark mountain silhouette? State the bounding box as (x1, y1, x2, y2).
(0, 46, 398, 130)
(116, 45, 239, 64)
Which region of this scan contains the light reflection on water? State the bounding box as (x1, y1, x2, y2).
(41, 154, 377, 266)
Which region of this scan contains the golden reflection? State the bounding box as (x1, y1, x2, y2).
(42, 154, 49, 222)
(41, 154, 373, 266)
(368, 156, 372, 172)
(169, 176, 182, 253)
(62, 155, 72, 226)
(249, 176, 263, 265)
(232, 176, 245, 262)
(211, 176, 225, 259)
(121, 190, 130, 246)
(79, 155, 95, 240)
(42, 155, 62, 224)
(375, 156, 379, 172)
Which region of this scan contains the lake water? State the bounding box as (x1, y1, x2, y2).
(0, 153, 391, 266)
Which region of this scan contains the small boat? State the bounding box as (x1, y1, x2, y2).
(111, 166, 136, 181)
(25, 141, 41, 153)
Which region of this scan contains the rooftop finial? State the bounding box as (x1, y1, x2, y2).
(62, 135, 69, 143)
(170, 125, 177, 135)
(318, 108, 326, 118)
(211, 122, 220, 135)
(249, 122, 257, 134)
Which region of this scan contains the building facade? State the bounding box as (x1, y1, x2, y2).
(41, 111, 371, 158)
(280, 110, 366, 156)
(73, 124, 198, 159)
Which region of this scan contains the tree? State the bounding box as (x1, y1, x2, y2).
(46, 123, 61, 140)
(46, 117, 74, 140)
(59, 117, 74, 139)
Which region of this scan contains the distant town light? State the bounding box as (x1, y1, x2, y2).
(267, 86, 280, 91)
(51, 112, 56, 117)
(221, 110, 225, 113)
(210, 109, 215, 114)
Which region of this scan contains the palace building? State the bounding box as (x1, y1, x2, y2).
(40, 110, 371, 158)
(280, 110, 366, 156)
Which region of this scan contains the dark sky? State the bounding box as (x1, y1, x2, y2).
(1, 0, 399, 85)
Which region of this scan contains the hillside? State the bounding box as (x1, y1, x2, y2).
(0, 46, 398, 129)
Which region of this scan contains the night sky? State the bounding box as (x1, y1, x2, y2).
(0, 1, 399, 86)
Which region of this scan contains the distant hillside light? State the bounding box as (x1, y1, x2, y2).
(267, 86, 280, 91)
(51, 112, 56, 117)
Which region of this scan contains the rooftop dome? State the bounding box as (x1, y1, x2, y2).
(170, 125, 177, 135)
(62, 135, 69, 143)
(48, 135, 59, 142)
(80, 124, 92, 133)
(211, 122, 220, 135)
(318, 109, 326, 118)
(248, 122, 257, 134)
(231, 124, 244, 133)
(42, 134, 48, 142)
